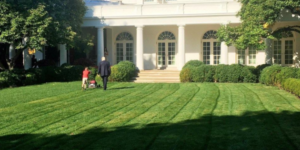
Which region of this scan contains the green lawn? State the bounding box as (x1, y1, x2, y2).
(0, 82, 300, 150)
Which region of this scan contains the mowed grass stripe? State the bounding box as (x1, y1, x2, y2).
(0, 83, 140, 136)
(54, 84, 180, 150)
(4, 83, 153, 149)
(0, 82, 89, 108)
(143, 84, 200, 150)
(36, 83, 162, 150)
(173, 83, 219, 150)
(205, 83, 234, 150)
(244, 84, 300, 149)
(0, 84, 124, 129)
(84, 84, 199, 149)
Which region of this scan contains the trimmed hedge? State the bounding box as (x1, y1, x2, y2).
(180, 63, 257, 83)
(259, 65, 300, 86)
(282, 78, 300, 96)
(109, 61, 136, 82)
(182, 60, 204, 69)
(0, 65, 98, 89)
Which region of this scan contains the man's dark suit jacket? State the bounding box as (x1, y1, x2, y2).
(98, 60, 111, 76)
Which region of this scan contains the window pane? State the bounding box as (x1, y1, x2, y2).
(203, 42, 210, 64)
(248, 47, 256, 64)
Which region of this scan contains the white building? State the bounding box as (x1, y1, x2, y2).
(80, 0, 300, 71)
(15, 0, 300, 70)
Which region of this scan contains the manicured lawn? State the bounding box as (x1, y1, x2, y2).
(1, 82, 300, 150)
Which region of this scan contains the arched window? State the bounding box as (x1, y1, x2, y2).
(157, 31, 176, 67)
(273, 31, 294, 65)
(158, 31, 176, 40)
(202, 30, 220, 65)
(203, 30, 217, 39)
(116, 32, 134, 63)
(116, 32, 133, 41)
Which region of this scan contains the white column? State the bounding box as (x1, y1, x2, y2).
(178, 25, 185, 70)
(59, 44, 67, 66)
(97, 27, 104, 65)
(136, 25, 144, 70)
(23, 49, 31, 70)
(9, 44, 15, 59)
(23, 37, 31, 70)
(265, 38, 272, 64)
(220, 42, 228, 64)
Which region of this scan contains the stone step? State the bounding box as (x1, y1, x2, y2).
(133, 69, 180, 83)
(133, 77, 179, 80)
(131, 80, 180, 83)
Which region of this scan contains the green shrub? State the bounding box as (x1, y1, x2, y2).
(24, 72, 37, 85)
(227, 64, 244, 83)
(242, 66, 257, 83)
(214, 64, 229, 82)
(0, 69, 25, 86)
(259, 65, 282, 85)
(109, 61, 136, 82)
(204, 65, 215, 82)
(275, 67, 297, 86)
(255, 64, 271, 78)
(26, 68, 46, 83)
(282, 78, 300, 96)
(180, 66, 193, 82)
(183, 60, 204, 69)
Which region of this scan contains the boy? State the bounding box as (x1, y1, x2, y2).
(82, 67, 90, 90)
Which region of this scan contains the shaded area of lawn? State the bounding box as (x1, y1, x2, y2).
(1, 111, 300, 150)
(0, 82, 300, 149)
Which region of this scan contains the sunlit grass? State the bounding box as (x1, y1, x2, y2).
(0, 82, 300, 150)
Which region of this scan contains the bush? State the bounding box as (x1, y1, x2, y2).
(282, 78, 300, 96)
(183, 60, 204, 69)
(259, 65, 282, 86)
(255, 64, 271, 78)
(109, 61, 136, 82)
(24, 72, 37, 85)
(180, 66, 193, 82)
(73, 58, 94, 66)
(275, 67, 297, 86)
(0, 69, 25, 87)
(37, 59, 56, 67)
(180, 63, 256, 83)
(26, 68, 46, 83)
(242, 66, 257, 83)
(214, 64, 229, 82)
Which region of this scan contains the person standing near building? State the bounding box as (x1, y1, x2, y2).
(82, 67, 90, 90)
(98, 57, 111, 90)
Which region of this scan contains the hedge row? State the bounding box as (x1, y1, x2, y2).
(0, 65, 98, 88)
(180, 61, 261, 83)
(259, 65, 300, 86)
(282, 78, 300, 96)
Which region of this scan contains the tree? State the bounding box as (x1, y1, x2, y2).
(0, 0, 87, 70)
(217, 0, 300, 50)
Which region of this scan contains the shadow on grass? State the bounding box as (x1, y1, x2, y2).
(1, 111, 300, 150)
(108, 87, 135, 90)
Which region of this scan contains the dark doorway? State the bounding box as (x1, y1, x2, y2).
(45, 46, 60, 66)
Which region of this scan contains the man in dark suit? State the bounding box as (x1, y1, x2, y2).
(98, 57, 111, 90)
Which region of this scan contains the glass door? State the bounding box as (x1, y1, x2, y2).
(157, 42, 176, 68)
(116, 42, 133, 64)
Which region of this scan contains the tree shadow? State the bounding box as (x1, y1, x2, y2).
(108, 86, 135, 90)
(1, 111, 300, 150)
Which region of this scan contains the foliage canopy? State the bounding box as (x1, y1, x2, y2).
(217, 0, 300, 50)
(0, 0, 87, 69)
